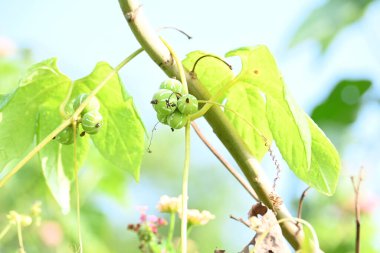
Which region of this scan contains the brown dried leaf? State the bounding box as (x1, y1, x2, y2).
(248, 202, 268, 218)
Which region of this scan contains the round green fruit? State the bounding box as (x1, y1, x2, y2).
(55, 127, 74, 145)
(151, 89, 177, 115)
(157, 113, 168, 124)
(82, 111, 103, 135)
(159, 78, 183, 94)
(73, 94, 100, 115)
(167, 111, 187, 129)
(177, 94, 198, 115)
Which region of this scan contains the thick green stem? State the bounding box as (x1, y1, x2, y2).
(118, 0, 303, 249)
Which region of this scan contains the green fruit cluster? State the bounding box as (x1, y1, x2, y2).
(151, 78, 198, 130)
(55, 94, 103, 145)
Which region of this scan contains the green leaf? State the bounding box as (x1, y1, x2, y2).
(306, 117, 341, 195)
(182, 51, 271, 159)
(224, 82, 272, 159)
(182, 51, 234, 99)
(0, 58, 71, 172)
(311, 79, 371, 126)
(289, 0, 373, 51)
(71, 62, 145, 180)
(226, 46, 311, 173)
(37, 105, 90, 213)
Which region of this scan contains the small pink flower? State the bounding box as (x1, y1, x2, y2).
(157, 217, 167, 226)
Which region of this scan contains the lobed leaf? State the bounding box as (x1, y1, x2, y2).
(184, 46, 341, 194)
(71, 62, 145, 180)
(226, 46, 312, 175)
(37, 105, 90, 212)
(0, 58, 71, 172)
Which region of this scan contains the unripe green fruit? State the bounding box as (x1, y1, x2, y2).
(82, 111, 103, 135)
(55, 127, 74, 145)
(177, 94, 198, 115)
(167, 111, 187, 129)
(157, 113, 168, 124)
(159, 78, 183, 94)
(151, 89, 177, 116)
(73, 94, 100, 115)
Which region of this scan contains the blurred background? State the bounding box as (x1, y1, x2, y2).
(1, 0, 380, 252)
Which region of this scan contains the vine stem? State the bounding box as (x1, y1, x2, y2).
(16, 219, 25, 253)
(160, 38, 188, 94)
(73, 121, 83, 253)
(118, 0, 304, 249)
(181, 121, 191, 253)
(167, 212, 176, 246)
(0, 224, 11, 240)
(0, 48, 144, 188)
(191, 122, 259, 201)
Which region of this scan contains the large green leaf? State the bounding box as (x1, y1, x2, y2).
(37, 105, 90, 213)
(182, 51, 271, 159)
(224, 82, 272, 159)
(290, 0, 373, 51)
(226, 46, 312, 175)
(0, 58, 71, 172)
(306, 117, 341, 195)
(71, 62, 145, 180)
(186, 46, 341, 194)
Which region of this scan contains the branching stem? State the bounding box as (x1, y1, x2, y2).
(191, 122, 258, 201)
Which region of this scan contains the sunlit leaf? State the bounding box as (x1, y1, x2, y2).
(71, 62, 145, 180)
(182, 51, 234, 99)
(0, 58, 71, 173)
(226, 46, 311, 174)
(37, 105, 90, 213)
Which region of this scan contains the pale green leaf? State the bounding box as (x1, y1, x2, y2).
(182, 51, 234, 99)
(226, 46, 311, 173)
(306, 116, 341, 195)
(72, 62, 145, 180)
(0, 58, 71, 172)
(37, 105, 90, 212)
(224, 82, 272, 159)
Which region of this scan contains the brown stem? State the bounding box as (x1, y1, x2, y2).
(191, 55, 232, 73)
(351, 169, 363, 253)
(191, 122, 259, 201)
(229, 215, 250, 228)
(297, 186, 311, 219)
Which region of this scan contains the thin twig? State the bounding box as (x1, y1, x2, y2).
(351, 168, 364, 253)
(229, 215, 251, 228)
(297, 186, 311, 219)
(191, 122, 259, 201)
(158, 26, 192, 40)
(190, 54, 232, 73)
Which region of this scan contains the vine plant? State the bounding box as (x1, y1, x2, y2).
(0, 0, 341, 252)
